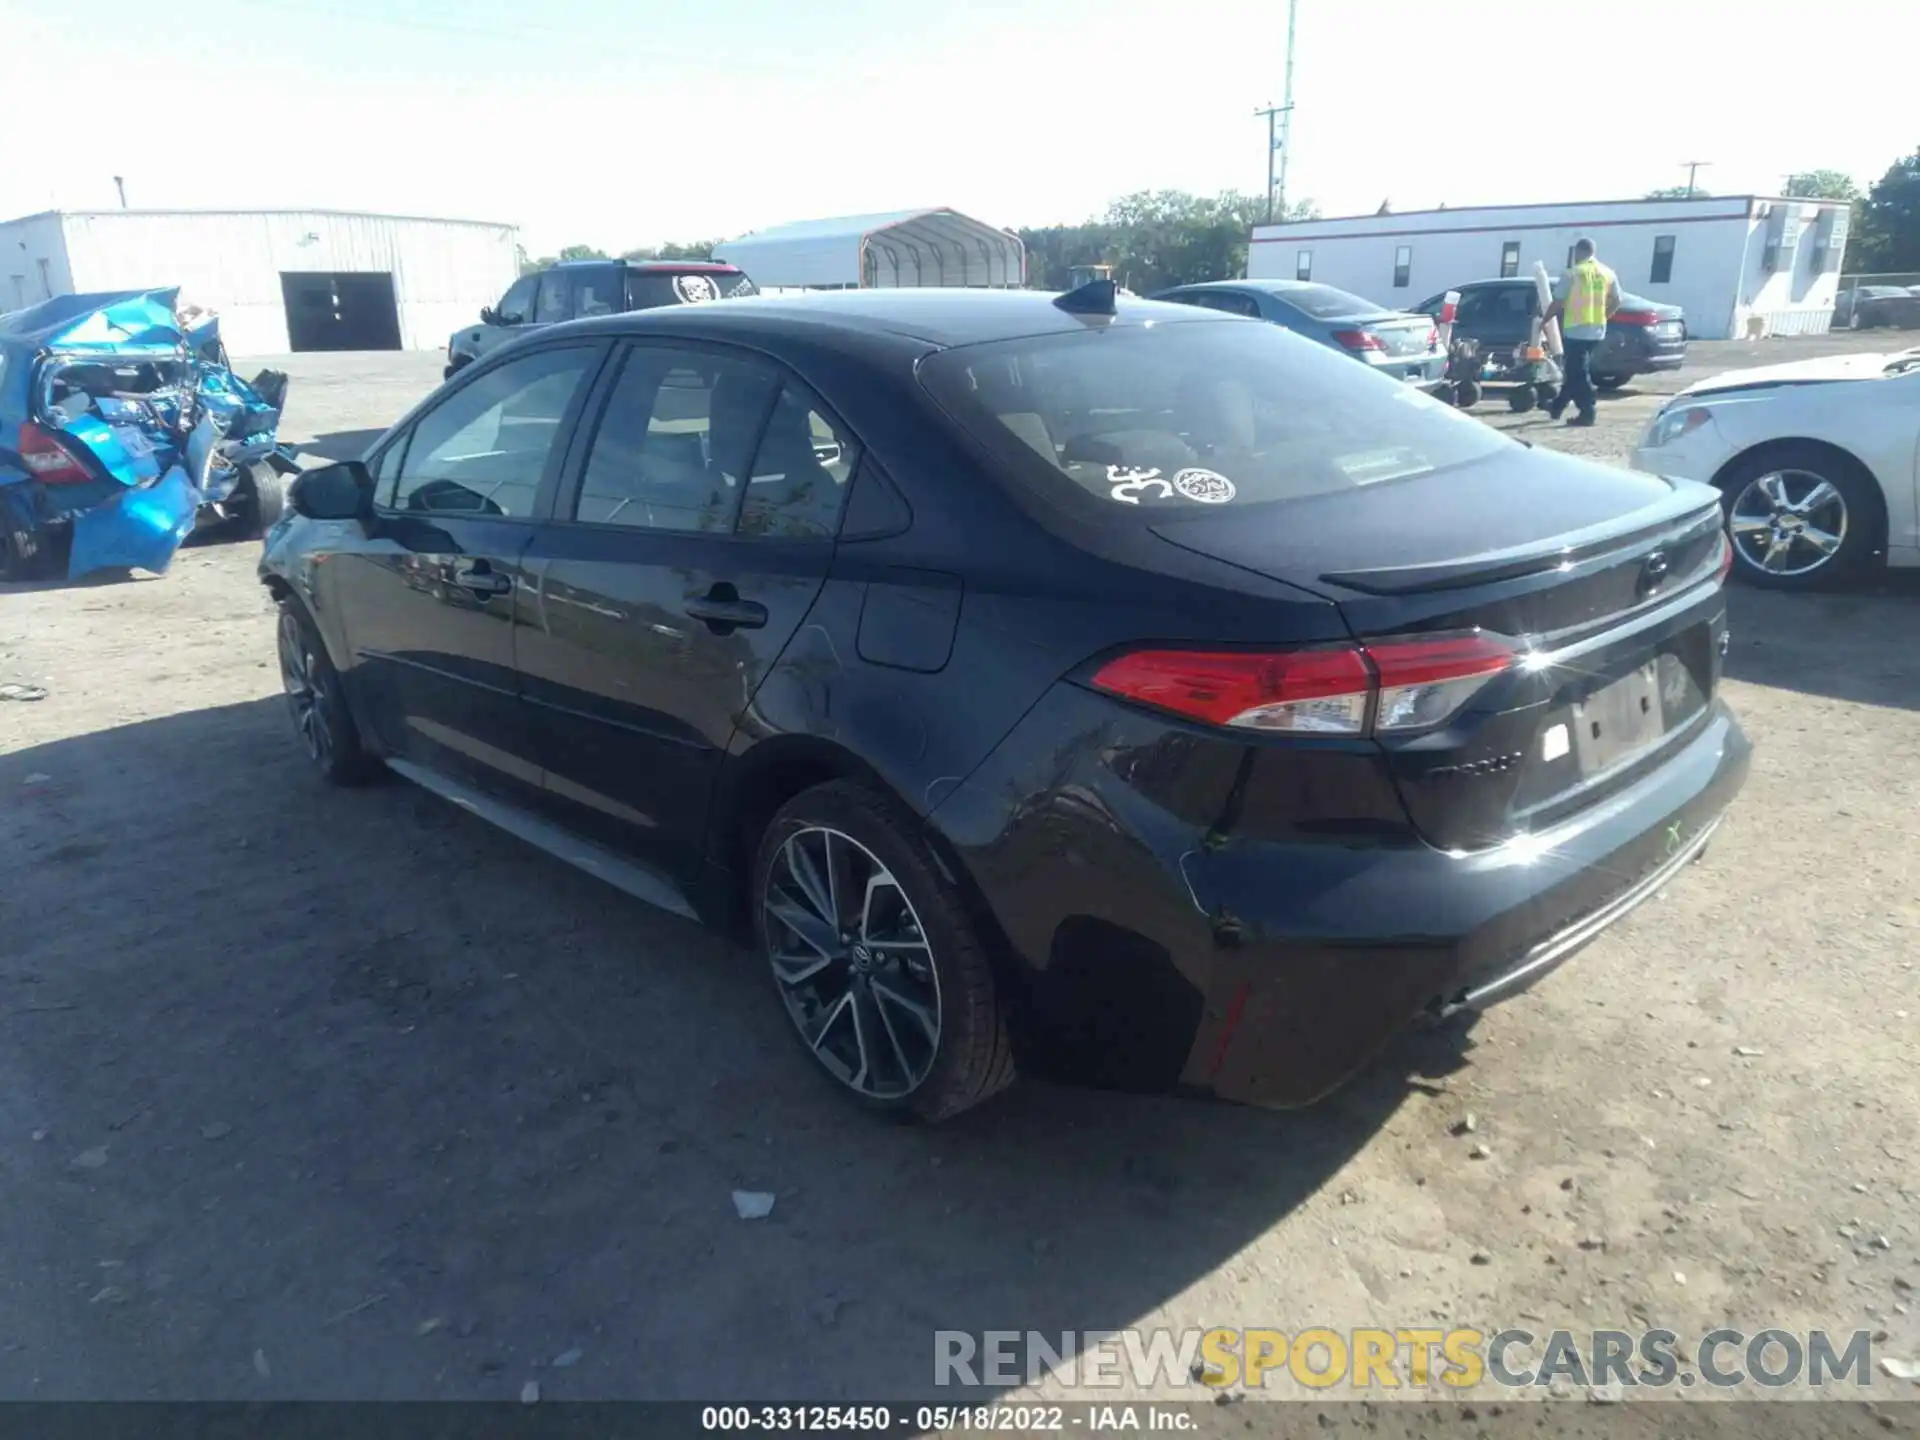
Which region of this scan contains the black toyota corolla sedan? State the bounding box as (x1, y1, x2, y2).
(260, 285, 1749, 1122)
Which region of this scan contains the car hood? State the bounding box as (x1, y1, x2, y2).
(1678, 351, 1902, 397)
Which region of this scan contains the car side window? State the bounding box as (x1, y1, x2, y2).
(534, 271, 571, 324)
(495, 274, 537, 325)
(571, 348, 780, 533)
(388, 346, 593, 518)
(1490, 286, 1535, 323)
(737, 383, 860, 541)
(1190, 291, 1261, 318)
(1452, 289, 1491, 325)
(570, 267, 619, 318)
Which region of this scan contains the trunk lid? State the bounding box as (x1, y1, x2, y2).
(1357, 316, 1440, 357)
(1149, 447, 1727, 849)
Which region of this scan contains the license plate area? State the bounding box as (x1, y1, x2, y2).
(1572, 662, 1665, 776)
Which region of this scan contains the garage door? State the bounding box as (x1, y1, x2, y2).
(280, 272, 403, 352)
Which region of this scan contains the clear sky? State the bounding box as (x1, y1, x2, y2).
(1, 0, 1909, 255)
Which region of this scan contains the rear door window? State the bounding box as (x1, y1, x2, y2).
(1274, 284, 1385, 319)
(918, 317, 1509, 516)
(569, 348, 779, 532)
(569, 267, 621, 318)
(737, 385, 860, 540)
(1186, 290, 1262, 318)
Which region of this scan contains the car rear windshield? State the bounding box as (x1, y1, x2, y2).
(917, 316, 1511, 515)
(626, 270, 758, 309)
(1271, 283, 1386, 318)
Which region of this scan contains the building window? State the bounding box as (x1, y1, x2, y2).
(1566, 244, 1580, 270)
(1500, 241, 1521, 278)
(1296, 250, 1312, 282)
(35, 258, 52, 298)
(1650, 234, 1676, 284)
(1392, 245, 1412, 288)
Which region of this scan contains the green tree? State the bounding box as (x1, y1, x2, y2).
(557, 243, 611, 262)
(1644, 185, 1710, 199)
(1849, 148, 1920, 272)
(622, 239, 721, 262)
(1783, 169, 1859, 200)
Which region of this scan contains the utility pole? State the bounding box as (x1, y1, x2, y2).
(1253, 104, 1288, 224)
(1681, 160, 1711, 197)
(113, 176, 127, 209)
(1276, 0, 1298, 219)
(1254, 0, 1301, 224)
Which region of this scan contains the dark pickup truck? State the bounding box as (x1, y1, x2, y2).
(1414, 277, 1687, 389)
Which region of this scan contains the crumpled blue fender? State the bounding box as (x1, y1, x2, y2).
(66, 466, 201, 579)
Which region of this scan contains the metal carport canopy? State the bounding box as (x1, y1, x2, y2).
(714, 208, 1025, 289)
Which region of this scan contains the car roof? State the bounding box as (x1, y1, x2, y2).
(555, 288, 1233, 347)
(548, 259, 744, 273)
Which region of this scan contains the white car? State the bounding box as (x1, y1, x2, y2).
(1630, 347, 1920, 590)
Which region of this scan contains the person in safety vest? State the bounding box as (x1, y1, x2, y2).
(1540, 236, 1620, 427)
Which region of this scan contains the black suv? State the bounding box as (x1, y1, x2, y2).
(446, 260, 757, 378)
(1414, 278, 1687, 390)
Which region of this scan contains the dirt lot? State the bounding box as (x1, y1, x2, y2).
(1, 333, 1916, 1415)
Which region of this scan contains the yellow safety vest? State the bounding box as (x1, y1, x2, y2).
(1565, 259, 1614, 330)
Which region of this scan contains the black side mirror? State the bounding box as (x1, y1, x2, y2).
(480, 306, 497, 325)
(288, 460, 374, 522)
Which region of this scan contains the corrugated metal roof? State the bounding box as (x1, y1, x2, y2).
(2, 207, 515, 231)
(714, 207, 1021, 289)
(719, 209, 939, 245)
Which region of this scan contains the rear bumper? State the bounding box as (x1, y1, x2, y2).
(933, 685, 1750, 1108)
(1360, 352, 1447, 386)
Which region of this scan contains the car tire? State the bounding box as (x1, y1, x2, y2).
(276, 601, 382, 785)
(1507, 385, 1536, 413)
(754, 779, 1016, 1123)
(1716, 443, 1883, 592)
(0, 521, 52, 583)
(1451, 380, 1481, 409)
(1592, 373, 1628, 391)
(240, 462, 287, 539)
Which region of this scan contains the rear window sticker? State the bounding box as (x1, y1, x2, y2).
(1105, 465, 1172, 504)
(1172, 468, 1235, 504)
(673, 275, 720, 303)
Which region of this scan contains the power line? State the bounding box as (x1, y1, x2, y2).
(1681, 160, 1712, 197)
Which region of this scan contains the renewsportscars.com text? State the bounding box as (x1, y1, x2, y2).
(934, 1327, 1877, 1392)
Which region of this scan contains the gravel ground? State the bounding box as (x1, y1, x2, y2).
(0, 333, 1916, 1421)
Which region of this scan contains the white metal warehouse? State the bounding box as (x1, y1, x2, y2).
(0, 208, 519, 354)
(714, 208, 1024, 290)
(1249, 195, 1852, 339)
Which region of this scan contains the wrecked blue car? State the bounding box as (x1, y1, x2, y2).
(0, 288, 298, 582)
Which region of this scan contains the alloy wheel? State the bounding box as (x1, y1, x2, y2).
(277, 613, 334, 768)
(763, 826, 942, 1099)
(1728, 469, 1848, 578)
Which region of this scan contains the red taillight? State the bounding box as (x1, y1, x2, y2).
(18, 421, 93, 484)
(1331, 329, 1385, 352)
(1612, 310, 1659, 327)
(1424, 323, 1440, 351)
(1090, 635, 1514, 736)
(1369, 636, 1516, 732)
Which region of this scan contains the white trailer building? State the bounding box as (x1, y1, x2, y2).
(1249, 195, 1851, 340)
(714, 208, 1024, 290)
(0, 208, 519, 354)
